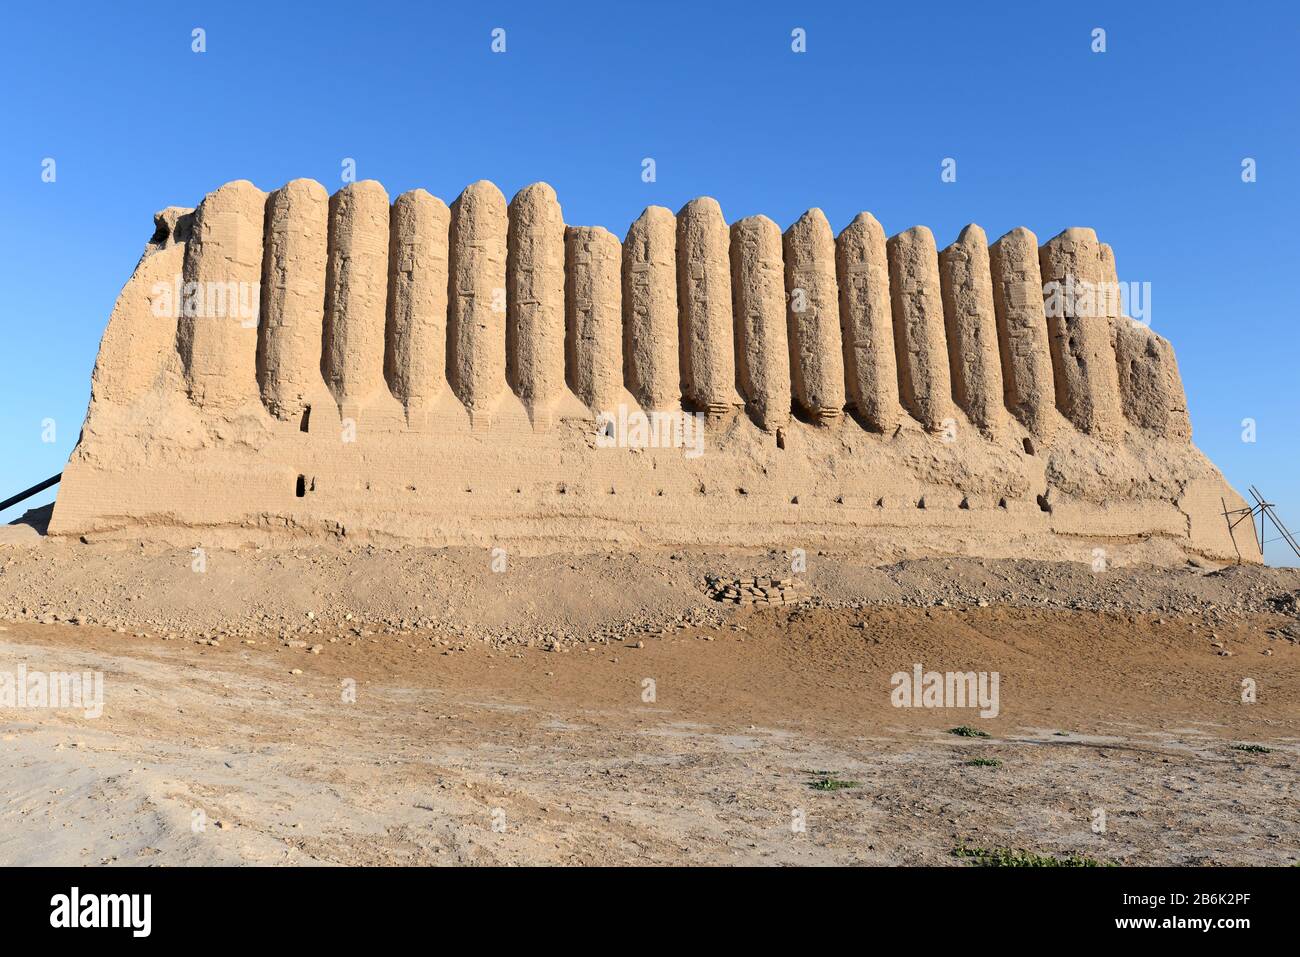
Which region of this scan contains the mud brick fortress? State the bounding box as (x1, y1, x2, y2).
(48, 178, 1259, 563)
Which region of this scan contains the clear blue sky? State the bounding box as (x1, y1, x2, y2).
(1, 1, 1296, 563)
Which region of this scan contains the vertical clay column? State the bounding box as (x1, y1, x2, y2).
(1038, 228, 1125, 440)
(386, 188, 450, 414)
(938, 224, 1006, 433)
(730, 215, 791, 431)
(622, 206, 680, 411)
(507, 183, 567, 428)
(677, 197, 740, 414)
(1114, 318, 1191, 440)
(178, 180, 267, 410)
(449, 181, 509, 421)
(259, 178, 328, 420)
(565, 225, 623, 414)
(783, 209, 846, 422)
(835, 212, 903, 432)
(1099, 244, 1124, 351)
(322, 180, 391, 408)
(886, 226, 953, 430)
(988, 227, 1056, 439)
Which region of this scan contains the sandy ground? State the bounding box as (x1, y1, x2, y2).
(0, 540, 1297, 866)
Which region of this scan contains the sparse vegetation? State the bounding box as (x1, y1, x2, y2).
(807, 776, 860, 791)
(965, 757, 1001, 767)
(949, 726, 990, 738)
(1230, 744, 1273, 754)
(952, 846, 1110, 867)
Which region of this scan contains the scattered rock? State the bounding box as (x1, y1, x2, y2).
(704, 575, 808, 606)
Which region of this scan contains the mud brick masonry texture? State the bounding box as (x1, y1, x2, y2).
(47, 178, 1257, 565)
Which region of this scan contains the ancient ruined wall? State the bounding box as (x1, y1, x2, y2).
(49, 179, 1259, 564)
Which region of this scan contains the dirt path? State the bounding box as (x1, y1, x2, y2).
(2, 597, 1296, 866)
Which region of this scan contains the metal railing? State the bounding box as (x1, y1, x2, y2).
(0, 473, 62, 516)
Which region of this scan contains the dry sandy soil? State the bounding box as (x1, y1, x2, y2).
(1, 534, 1298, 866)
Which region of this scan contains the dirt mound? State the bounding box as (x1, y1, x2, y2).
(1, 543, 1296, 646)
